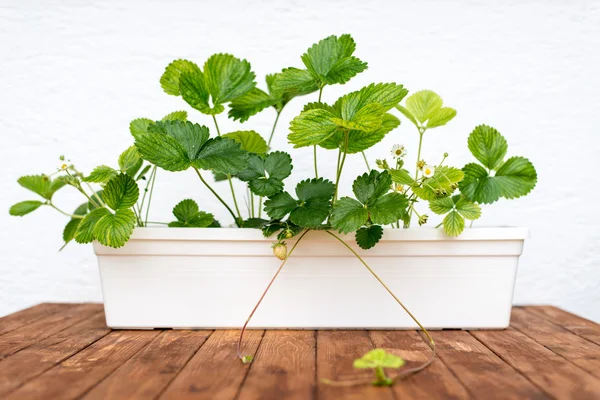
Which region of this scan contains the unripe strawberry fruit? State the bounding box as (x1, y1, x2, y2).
(272, 242, 287, 260)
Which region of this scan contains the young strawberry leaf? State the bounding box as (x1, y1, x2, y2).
(467, 125, 508, 170)
(160, 59, 201, 96)
(17, 175, 66, 200)
(61, 202, 89, 249)
(129, 118, 154, 140)
(82, 166, 118, 184)
(355, 225, 384, 250)
(102, 174, 139, 211)
(222, 131, 268, 155)
(443, 211, 465, 237)
(93, 208, 137, 248)
(430, 195, 481, 236)
(237, 152, 293, 197)
(9, 200, 44, 216)
(228, 88, 279, 122)
(161, 110, 188, 121)
(118, 146, 142, 176)
(168, 199, 214, 227)
(75, 207, 111, 244)
(192, 137, 249, 175)
(353, 349, 405, 386)
(270, 67, 320, 98)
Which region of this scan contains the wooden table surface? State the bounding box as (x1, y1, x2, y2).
(0, 304, 599, 399)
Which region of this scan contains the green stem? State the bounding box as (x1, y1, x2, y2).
(333, 130, 349, 203)
(237, 229, 310, 361)
(211, 115, 221, 136)
(212, 115, 243, 221)
(407, 128, 426, 227)
(138, 166, 156, 220)
(144, 167, 157, 226)
(250, 192, 255, 219)
(313, 87, 324, 179)
(267, 111, 281, 147)
(361, 151, 371, 171)
(77, 187, 101, 209)
(146, 221, 169, 225)
(49, 204, 83, 219)
(193, 167, 240, 227)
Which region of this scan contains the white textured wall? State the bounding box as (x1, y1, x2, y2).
(1, 0, 599, 321)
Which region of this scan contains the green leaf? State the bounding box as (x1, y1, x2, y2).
(228, 88, 278, 122)
(162, 110, 188, 121)
(289, 198, 331, 228)
(264, 151, 293, 180)
(192, 137, 249, 175)
(339, 83, 409, 112)
(321, 113, 400, 154)
(238, 152, 292, 197)
(427, 107, 457, 128)
(467, 125, 508, 170)
(248, 178, 284, 197)
(331, 103, 384, 132)
(102, 174, 139, 210)
(9, 200, 44, 216)
(241, 218, 269, 229)
(135, 165, 152, 181)
(264, 192, 297, 220)
(62, 218, 81, 244)
(443, 211, 465, 237)
(160, 59, 201, 96)
(459, 163, 501, 204)
(389, 168, 414, 185)
(94, 208, 137, 248)
(135, 131, 190, 171)
(75, 207, 111, 244)
(494, 156, 537, 199)
(369, 192, 408, 225)
(17, 175, 66, 200)
(288, 108, 339, 148)
(129, 118, 153, 140)
(355, 225, 383, 250)
(270, 67, 319, 98)
(179, 69, 217, 114)
(353, 349, 405, 369)
(222, 130, 268, 155)
(150, 120, 210, 161)
(83, 166, 118, 184)
(295, 178, 335, 202)
(430, 195, 481, 221)
(352, 170, 392, 205)
(118, 146, 141, 173)
(169, 199, 214, 228)
(301, 34, 367, 86)
(429, 196, 454, 215)
(330, 197, 368, 233)
(203, 53, 256, 105)
(412, 166, 464, 201)
(395, 105, 418, 127)
(405, 90, 443, 124)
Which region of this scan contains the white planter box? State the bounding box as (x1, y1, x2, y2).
(93, 227, 529, 330)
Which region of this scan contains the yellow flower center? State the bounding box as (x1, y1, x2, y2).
(395, 149, 402, 155)
(425, 168, 431, 175)
(61, 164, 67, 170)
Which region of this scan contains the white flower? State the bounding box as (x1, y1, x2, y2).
(391, 144, 406, 159)
(422, 165, 435, 178)
(59, 163, 69, 170)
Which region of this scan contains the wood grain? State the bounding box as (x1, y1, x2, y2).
(0, 303, 73, 336)
(472, 327, 600, 399)
(511, 307, 600, 378)
(426, 330, 548, 399)
(525, 305, 600, 346)
(316, 330, 394, 400)
(369, 330, 470, 399)
(0, 312, 110, 396)
(0, 303, 103, 359)
(238, 330, 316, 400)
(5, 330, 160, 400)
(159, 329, 263, 400)
(83, 330, 212, 400)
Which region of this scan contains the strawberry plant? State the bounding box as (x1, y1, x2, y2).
(10, 34, 538, 387)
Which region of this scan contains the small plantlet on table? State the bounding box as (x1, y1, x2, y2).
(353, 349, 405, 386)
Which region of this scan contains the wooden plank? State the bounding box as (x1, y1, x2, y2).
(472, 328, 600, 399)
(0, 312, 110, 396)
(238, 331, 316, 400)
(83, 330, 212, 400)
(424, 330, 547, 399)
(525, 305, 600, 346)
(316, 330, 394, 400)
(0, 303, 74, 336)
(369, 331, 470, 399)
(0, 303, 103, 359)
(511, 307, 600, 378)
(160, 329, 263, 400)
(5, 330, 160, 400)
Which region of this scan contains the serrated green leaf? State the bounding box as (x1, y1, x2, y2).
(352, 170, 392, 205)
(270, 67, 319, 98)
(494, 156, 537, 199)
(149, 120, 210, 161)
(395, 105, 418, 127)
(241, 218, 269, 229)
(467, 125, 508, 170)
(179, 69, 217, 114)
(203, 53, 256, 105)
(82, 166, 118, 184)
(63, 218, 81, 244)
(339, 83, 409, 112)
(264, 192, 297, 220)
(172, 199, 199, 222)
(355, 225, 383, 250)
(222, 130, 268, 155)
(295, 178, 335, 202)
(102, 174, 139, 210)
(94, 208, 137, 248)
(427, 107, 457, 128)
(405, 90, 443, 124)
(429, 196, 455, 215)
(236, 154, 264, 182)
(248, 177, 284, 197)
(443, 211, 465, 237)
(459, 163, 502, 204)
(162, 110, 188, 121)
(228, 88, 278, 122)
(354, 349, 405, 369)
(9, 200, 44, 216)
(412, 166, 464, 201)
(169, 199, 213, 228)
(288, 109, 339, 148)
(118, 146, 141, 173)
(265, 151, 293, 181)
(238, 152, 291, 197)
(369, 192, 408, 225)
(192, 137, 249, 175)
(129, 118, 153, 140)
(17, 175, 66, 200)
(75, 207, 111, 244)
(330, 197, 368, 233)
(389, 168, 414, 185)
(455, 197, 481, 220)
(331, 103, 384, 132)
(289, 197, 331, 228)
(160, 59, 201, 96)
(135, 131, 190, 172)
(321, 113, 400, 154)
(325, 56, 368, 85)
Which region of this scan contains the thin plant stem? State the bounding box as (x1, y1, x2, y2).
(138, 166, 156, 220)
(322, 231, 436, 386)
(237, 229, 310, 361)
(258, 198, 263, 218)
(361, 151, 371, 171)
(77, 187, 101, 209)
(85, 182, 104, 207)
(146, 221, 169, 225)
(407, 129, 425, 227)
(144, 167, 158, 226)
(333, 130, 349, 203)
(313, 87, 324, 178)
(49, 204, 83, 219)
(267, 111, 281, 147)
(211, 115, 221, 136)
(193, 167, 240, 227)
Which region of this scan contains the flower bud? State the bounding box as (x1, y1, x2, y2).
(418, 214, 429, 226)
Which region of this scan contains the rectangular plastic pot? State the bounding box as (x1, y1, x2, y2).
(93, 227, 529, 329)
